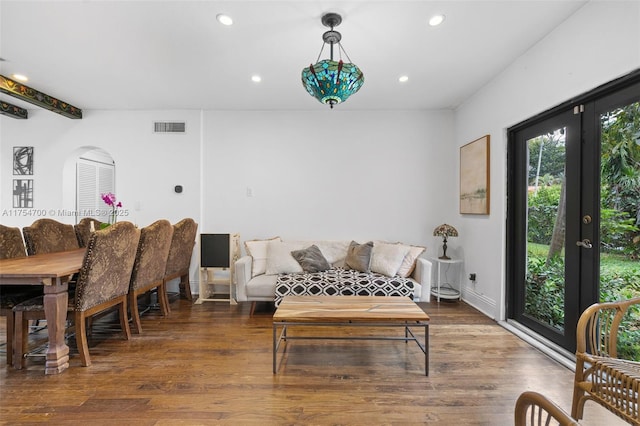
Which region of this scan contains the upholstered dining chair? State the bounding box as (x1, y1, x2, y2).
(0, 224, 41, 366)
(514, 391, 579, 426)
(129, 219, 173, 334)
(0, 224, 29, 260)
(163, 218, 198, 302)
(74, 217, 105, 247)
(23, 218, 79, 255)
(23, 218, 82, 295)
(13, 221, 140, 367)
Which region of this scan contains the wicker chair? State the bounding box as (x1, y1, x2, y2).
(74, 217, 105, 247)
(14, 222, 140, 367)
(23, 218, 79, 255)
(515, 391, 579, 426)
(0, 224, 41, 366)
(129, 219, 173, 334)
(163, 218, 198, 301)
(571, 297, 640, 424)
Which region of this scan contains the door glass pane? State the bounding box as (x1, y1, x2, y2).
(525, 129, 567, 332)
(599, 101, 640, 360)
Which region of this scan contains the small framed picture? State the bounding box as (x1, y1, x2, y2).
(460, 135, 490, 215)
(13, 179, 34, 208)
(13, 146, 34, 175)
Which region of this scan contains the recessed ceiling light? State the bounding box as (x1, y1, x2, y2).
(12, 73, 28, 82)
(398, 75, 409, 83)
(429, 14, 445, 27)
(251, 75, 262, 83)
(216, 13, 233, 26)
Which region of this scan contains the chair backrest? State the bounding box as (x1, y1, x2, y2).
(0, 224, 27, 259)
(22, 218, 79, 255)
(74, 217, 105, 247)
(74, 221, 140, 312)
(130, 219, 173, 291)
(514, 391, 579, 426)
(576, 297, 640, 358)
(164, 218, 198, 277)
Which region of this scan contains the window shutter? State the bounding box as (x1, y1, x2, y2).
(76, 158, 115, 223)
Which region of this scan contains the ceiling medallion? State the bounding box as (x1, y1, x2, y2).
(301, 13, 364, 109)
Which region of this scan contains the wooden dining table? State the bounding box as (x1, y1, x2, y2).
(0, 248, 85, 374)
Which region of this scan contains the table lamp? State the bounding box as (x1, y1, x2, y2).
(433, 224, 458, 260)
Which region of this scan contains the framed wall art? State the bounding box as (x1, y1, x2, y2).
(460, 135, 490, 215)
(13, 179, 33, 208)
(13, 146, 34, 175)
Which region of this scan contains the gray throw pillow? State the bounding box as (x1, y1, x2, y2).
(344, 240, 373, 272)
(291, 245, 331, 273)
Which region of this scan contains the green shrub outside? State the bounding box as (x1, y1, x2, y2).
(526, 245, 640, 360)
(527, 186, 561, 244)
(528, 185, 639, 254)
(525, 251, 564, 330)
(600, 256, 640, 360)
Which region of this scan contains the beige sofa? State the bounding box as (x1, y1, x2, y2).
(234, 238, 432, 312)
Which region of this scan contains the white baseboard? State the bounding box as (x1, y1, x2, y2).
(460, 287, 497, 319)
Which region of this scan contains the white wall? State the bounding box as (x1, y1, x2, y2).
(201, 110, 454, 252)
(1, 107, 454, 294)
(454, 0, 640, 319)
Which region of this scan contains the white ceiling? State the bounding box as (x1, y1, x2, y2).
(0, 0, 588, 113)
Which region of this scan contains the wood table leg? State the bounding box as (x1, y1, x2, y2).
(43, 278, 69, 374)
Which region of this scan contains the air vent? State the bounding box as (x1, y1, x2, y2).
(153, 121, 186, 133)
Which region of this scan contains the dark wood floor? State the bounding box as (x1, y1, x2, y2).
(0, 297, 625, 425)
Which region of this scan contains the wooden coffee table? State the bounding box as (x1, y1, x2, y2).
(272, 295, 430, 375)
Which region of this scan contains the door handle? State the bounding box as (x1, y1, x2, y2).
(576, 239, 593, 249)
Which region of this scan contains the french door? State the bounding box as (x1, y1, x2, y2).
(507, 72, 640, 353)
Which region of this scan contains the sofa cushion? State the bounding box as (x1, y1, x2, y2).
(265, 241, 306, 275)
(291, 245, 331, 273)
(344, 241, 373, 272)
(245, 236, 281, 277)
(370, 242, 410, 277)
(396, 244, 426, 278)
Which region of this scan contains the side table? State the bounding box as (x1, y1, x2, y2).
(430, 257, 463, 302)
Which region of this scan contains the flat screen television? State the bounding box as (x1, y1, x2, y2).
(200, 233, 230, 268)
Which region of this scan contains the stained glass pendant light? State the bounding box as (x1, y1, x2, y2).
(301, 13, 364, 108)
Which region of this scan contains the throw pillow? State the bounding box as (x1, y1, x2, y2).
(291, 245, 331, 273)
(396, 244, 426, 278)
(370, 242, 410, 277)
(244, 236, 281, 277)
(312, 240, 350, 264)
(344, 240, 373, 272)
(265, 241, 306, 275)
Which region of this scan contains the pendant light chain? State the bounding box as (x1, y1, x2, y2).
(315, 43, 326, 64)
(338, 43, 354, 64)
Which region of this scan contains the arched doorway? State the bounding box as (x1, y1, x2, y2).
(62, 147, 115, 224)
